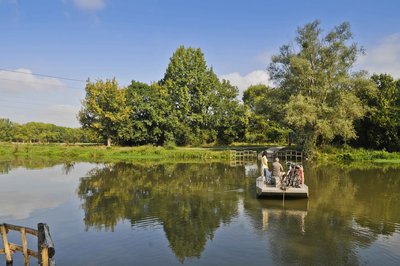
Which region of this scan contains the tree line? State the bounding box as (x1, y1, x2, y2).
(258, 20, 400, 155)
(0, 119, 97, 144)
(2, 21, 399, 156)
(78, 21, 400, 155)
(79, 46, 249, 147)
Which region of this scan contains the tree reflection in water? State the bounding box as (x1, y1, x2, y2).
(77, 162, 251, 262)
(245, 164, 400, 265)
(2, 157, 400, 264)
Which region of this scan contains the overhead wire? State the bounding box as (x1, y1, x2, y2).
(0, 68, 84, 121)
(0, 77, 84, 90)
(0, 68, 86, 82)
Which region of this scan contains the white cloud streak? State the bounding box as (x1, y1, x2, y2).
(0, 68, 83, 127)
(0, 164, 93, 220)
(39, 104, 81, 127)
(0, 68, 66, 92)
(220, 70, 271, 98)
(357, 33, 400, 78)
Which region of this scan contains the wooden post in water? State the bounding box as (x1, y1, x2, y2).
(0, 224, 13, 265)
(37, 223, 55, 266)
(20, 227, 30, 266)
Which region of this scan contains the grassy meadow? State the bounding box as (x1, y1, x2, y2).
(0, 143, 230, 162)
(1, 143, 400, 165)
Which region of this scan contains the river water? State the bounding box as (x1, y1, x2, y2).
(0, 160, 399, 265)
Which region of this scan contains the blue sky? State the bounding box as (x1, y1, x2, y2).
(1, 0, 400, 127)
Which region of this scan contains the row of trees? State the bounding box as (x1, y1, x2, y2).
(244, 21, 400, 154)
(354, 74, 400, 151)
(3, 21, 398, 155)
(0, 118, 97, 143)
(79, 46, 248, 146)
(243, 72, 400, 153)
(79, 21, 400, 155)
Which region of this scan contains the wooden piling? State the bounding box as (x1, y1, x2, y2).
(0, 224, 13, 264)
(38, 223, 55, 266)
(20, 227, 30, 266)
(1, 223, 54, 265)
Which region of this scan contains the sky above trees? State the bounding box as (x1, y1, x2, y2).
(1, 0, 400, 127)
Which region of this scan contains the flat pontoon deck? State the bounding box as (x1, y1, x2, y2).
(256, 177, 309, 198)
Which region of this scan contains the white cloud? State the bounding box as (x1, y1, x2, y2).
(0, 191, 63, 219)
(38, 104, 81, 127)
(0, 164, 93, 220)
(0, 103, 82, 128)
(220, 70, 271, 97)
(0, 68, 83, 127)
(0, 68, 66, 92)
(71, 0, 106, 11)
(357, 33, 400, 78)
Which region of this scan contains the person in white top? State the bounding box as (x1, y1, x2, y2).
(261, 151, 271, 183)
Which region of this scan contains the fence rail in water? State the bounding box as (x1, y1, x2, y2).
(0, 223, 55, 266)
(229, 150, 257, 166)
(273, 149, 303, 162)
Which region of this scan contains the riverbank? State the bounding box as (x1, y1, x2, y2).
(317, 146, 400, 164)
(0, 143, 230, 162)
(1, 143, 399, 164)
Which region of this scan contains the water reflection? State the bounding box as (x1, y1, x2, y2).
(76, 162, 400, 264)
(306, 165, 400, 237)
(77, 162, 252, 262)
(0, 160, 89, 220)
(0, 157, 76, 175)
(259, 200, 308, 233)
(1, 158, 399, 265)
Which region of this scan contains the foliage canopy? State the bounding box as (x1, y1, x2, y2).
(267, 20, 374, 156)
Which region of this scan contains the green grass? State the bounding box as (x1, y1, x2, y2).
(0, 143, 230, 162)
(3, 142, 399, 165)
(317, 145, 400, 164)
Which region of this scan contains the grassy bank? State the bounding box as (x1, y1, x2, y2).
(0, 143, 230, 162)
(317, 146, 400, 164)
(2, 143, 399, 165)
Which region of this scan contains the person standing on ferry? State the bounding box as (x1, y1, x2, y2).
(261, 151, 271, 183)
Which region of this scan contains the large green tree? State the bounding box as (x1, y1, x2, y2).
(268, 20, 372, 156)
(124, 81, 173, 145)
(160, 46, 218, 145)
(211, 80, 247, 144)
(0, 118, 15, 142)
(78, 78, 131, 146)
(242, 84, 289, 143)
(353, 74, 400, 151)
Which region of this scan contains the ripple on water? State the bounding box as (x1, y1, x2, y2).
(377, 229, 400, 264)
(132, 217, 161, 229)
(356, 222, 400, 265)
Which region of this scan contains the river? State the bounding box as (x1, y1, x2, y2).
(0, 160, 399, 265)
